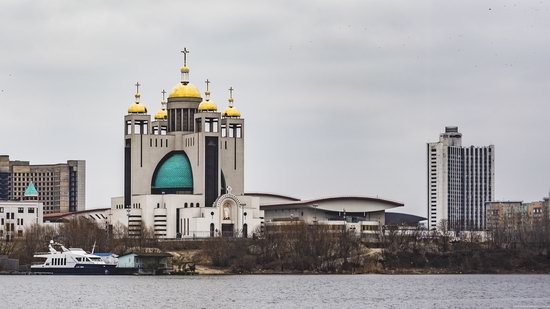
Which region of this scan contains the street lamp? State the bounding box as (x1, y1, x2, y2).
(126, 208, 131, 237)
(312, 204, 318, 224)
(239, 203, 246, 237)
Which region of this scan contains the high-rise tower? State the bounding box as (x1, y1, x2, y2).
(427, 126, 495, 231)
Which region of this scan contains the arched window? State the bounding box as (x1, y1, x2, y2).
(151, 152, 193, 194)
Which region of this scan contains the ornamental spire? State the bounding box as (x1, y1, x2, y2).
(134, 82, 141, 103)
(228, 86, 234, 106)
(205, 79, 211, 101)
(161, 89, 167, 109)
(180, 48, 190, 85)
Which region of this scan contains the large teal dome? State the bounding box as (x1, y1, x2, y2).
(152, 152, 193, 191)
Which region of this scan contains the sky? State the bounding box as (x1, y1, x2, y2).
(0, 0, 549, 217)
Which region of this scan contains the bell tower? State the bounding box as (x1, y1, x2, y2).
(195, 79, 221, 207)
(220, 87, 245, 196)
(124, 82, 150, 208)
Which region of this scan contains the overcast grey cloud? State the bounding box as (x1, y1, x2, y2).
(0, 0, 548, 216)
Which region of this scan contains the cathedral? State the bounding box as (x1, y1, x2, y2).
(110, 49, 263, 238)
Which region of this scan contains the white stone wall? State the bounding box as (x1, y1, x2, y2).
(0, 201, 43, 240)
(427, 141, 448, 230)
(111, 194, 263, 238)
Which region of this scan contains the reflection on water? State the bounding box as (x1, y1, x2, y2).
(3, 274, 550, 308)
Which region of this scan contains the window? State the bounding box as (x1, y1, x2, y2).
(0, 207, 3, 213)
(18, 208, 24, 213)
(28, 208, 34, 214)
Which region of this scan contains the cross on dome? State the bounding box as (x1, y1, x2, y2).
(205, 79, 211, 101)
(228, 87, 234, 105)
(181, 48, 189, 66)
(134, 82, 141, 102)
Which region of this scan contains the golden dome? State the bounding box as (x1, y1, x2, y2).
(128, 102, 147, 114)
(222, 106, 241, 118)
(180, 66, 190, 73)
(198, 100, 217, 112)
(168, 83, 201, 99)
(154, 108, 167, 120)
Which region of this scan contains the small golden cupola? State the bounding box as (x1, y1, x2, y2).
(198, 79, 218, 112)
(222, 87, 241, 118)
(154, 90, 168, 120)
(168, 48, 201, 99)
(128, 82, 148, 114)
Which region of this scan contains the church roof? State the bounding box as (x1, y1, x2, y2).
(24, 181, 39, 197)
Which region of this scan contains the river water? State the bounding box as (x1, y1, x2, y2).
(1, 274, 550, 308)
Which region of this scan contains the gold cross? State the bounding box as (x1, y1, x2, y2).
(205, 79, 210, 92)
(135, 82, 140, 93)
(229, 87, 234, 99)
(181, 48, 189, 66)
(161, 89, 166, 101)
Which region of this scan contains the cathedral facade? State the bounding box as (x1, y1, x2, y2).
(110, 50, 263, 238)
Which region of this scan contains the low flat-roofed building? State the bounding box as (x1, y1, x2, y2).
(486, 201, 525, 230)
(0, 201, 43, 241)
(486, 198, 549, 231)
(117, 252, 172, 275)
(43, 208, 110, 226)
(0, 182, 44, 241)
(251, 193, 404, 236)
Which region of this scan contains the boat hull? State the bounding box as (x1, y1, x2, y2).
(31, 264, 117, 275)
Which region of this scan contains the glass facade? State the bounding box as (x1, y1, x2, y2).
(152, 153, 193, 189)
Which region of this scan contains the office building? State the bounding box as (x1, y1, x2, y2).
(0, 155, 85, 214)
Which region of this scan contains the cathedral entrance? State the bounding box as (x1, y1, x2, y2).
(222, 223, 234, 237)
